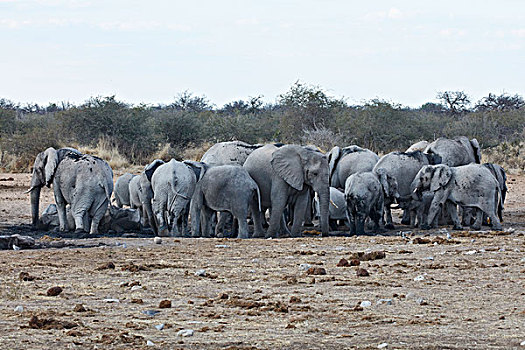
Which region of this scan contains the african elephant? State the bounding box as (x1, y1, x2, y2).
(406, 140, 429, 153)
(327, 145, 379, 189)
(188, 164, 264, 239)
(28, 147, 113, 234)
(244, 144, 330, 237)
(314, 187, 348, 230)
(412, 164, 502, 231)
(200, 140, 261, 166)
(344, 172, 390, 236)
(424, 136, 481, 166)
(151, 159, 196, 237)
(128, 159, 164, 233)
(113, 173, 136, 208)
(372, 150, 441, 229)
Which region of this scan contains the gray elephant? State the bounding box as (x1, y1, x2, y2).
(28, 147, 113, 234)
(200, 140, 261, 166)
(244, 144, 330, 237)
(372, 150, 441, 229)
(344, 172, 390, 235)
(151, 159, 196, 237)
(406, 140, 429, 153)
(314, 187, 347, 230)
(412, 164, 502, 231)
(188, 164, 264, 239)
(113, 173, 137, 208)
(424, 136, 481, 166)
(327, 145, 379, 189)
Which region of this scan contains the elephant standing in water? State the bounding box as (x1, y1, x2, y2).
(28, 147, 113, 234)
(244, 144, 330, 238)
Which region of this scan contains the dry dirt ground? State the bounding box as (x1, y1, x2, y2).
(0, 173, 524, 349)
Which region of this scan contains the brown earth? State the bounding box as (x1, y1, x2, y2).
(0, 173, 524, 349)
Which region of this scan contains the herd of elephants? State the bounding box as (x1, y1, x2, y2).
(27, 136, 507, 238)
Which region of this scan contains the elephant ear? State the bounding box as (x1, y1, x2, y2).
(271, 146, 304, 191)
(183, 160, 207, 182)
(470, 138, 481, 163)
(327, 146, 341, 179)
(430, 165, 452, 192)
(145, 159, 165, 182)
(43, 147, 58, 187)
(375, 168, 390, 196)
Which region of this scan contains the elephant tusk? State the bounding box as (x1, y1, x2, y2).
(330, 199, 338, 209)
(24, 187, 35, 194)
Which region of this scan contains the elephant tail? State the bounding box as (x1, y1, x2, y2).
(255, 185, 261, 213)
(496, 185, 503, 222)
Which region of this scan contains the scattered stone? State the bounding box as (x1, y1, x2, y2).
(285, 323, 296, 329)
(350, 251, 386, 261)
(378, 343, 389, 349)
(299, 263, 312, 271)
(158, 300, 171, 308)
(520, 340, 525, 346)
(46, 286, 63, 296)
(306, 267, 327, 275)
(416, 297, 428, 305)
(104, 298, 120, 303)
(412, 237, 431, 244)
(143, 310, 160, 316)
(195, 269, 207, 277)
(423, 256, 434, 260)
(28, 315, 77, 330)
(14, 305, 24, 313)
(290, 296, 302, 303)
(356, 268, 369, 277)
(96, 262, 115, 270)
(131, 285, 143, 291)
(131, 298, 143, 304)
(218, 292, 229, 300)
(73, 304, 86, 312)
(360, 300, 372, 308)
(464, 250, 477, 255)
(66, 330, 82, 337)
(146, 340, 155, 346)
(377, 299, 393, 305)
(350, 259, 361, 266)
(337, 258, 350, 267)
(19, 272, 36, 281)
(153, 237, 162, 244)
(414, 275, 425, 282)
(215, 244, 229, 248)
(155, 323, 164, 330)
(121, 262, 150, 272)
(177, 329, 194, 337)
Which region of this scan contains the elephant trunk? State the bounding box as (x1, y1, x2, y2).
(30, 186, 41, 227)
(316, 186, 330, 236)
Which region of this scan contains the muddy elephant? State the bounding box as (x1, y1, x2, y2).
(327, 145, 379, 189)
(424, 136, 481, 166)
(188, 164, 264, 239)
(244, 144, 330, 237)
(28, 147, 113, 234)
(412, 164, 502, 231)
(151, 159, 197, 237)
(113, 173, 137, 208)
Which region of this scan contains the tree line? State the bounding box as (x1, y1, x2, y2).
(1, 82, 524, 170)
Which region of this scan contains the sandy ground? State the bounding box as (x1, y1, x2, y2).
(0, 173, 524, 349)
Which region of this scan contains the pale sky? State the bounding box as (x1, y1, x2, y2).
(1, 0, 524, 107)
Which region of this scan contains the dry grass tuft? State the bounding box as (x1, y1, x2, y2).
(484, 141, 525, 174)
(75, 137, 130, 170)
(152, 143, 178, 161)
(181, 142, 214, 161)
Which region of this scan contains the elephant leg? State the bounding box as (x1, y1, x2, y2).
(235, 207, 250, 239)
(401, 209, 411, 225)
(471, 208, 483, 230)
(201, 207, 214, 238)
(303, 191, 314, 227)
(250, 204, 265, 238)
(445, 201, 462, 230)
(290, 193, 308, 237)
(54, 190, 69, 232)
(153, 198, 169, 237)
(89, 199, 108, 235)
(268, 186, 288, 238)
(347, 206, 357, 236)
(384, 201, 394, 230)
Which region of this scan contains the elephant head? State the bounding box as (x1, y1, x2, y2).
(376, 168, 400, 201)
(271, 145, 330, 234)
(28, 147, 59, 227)
(413, 164, 452, 194)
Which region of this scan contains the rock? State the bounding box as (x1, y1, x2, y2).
(356, 268, 369, 277)
(416, 297, 428, 305)
(299, 263, 312, 271)
(195, 269, 206, 277)
(423, 256, 434, 260)
(158, 300, 171, 308)
(131, 285, 143, 291)
(104, 298, 120, 303)
(215, 244, 229, 248)
(155, 323, 164, 330)
(218, 292, 229, 300)
(153, 237, 162, 244)
(350, 259, 361, 266)
(378, 343, 388, 349)
(146, 340, 155, 346)
(143, 310, 160, 316)
(96, 262, 115, 270)
(520, 340, 525, 346)
(306, 267, 327, 275)
(464, 250, 477, 255)
(73, 304, 86, 312)
(290, 296, 301, 303)
(19, 272, 36, 281)
(131, 298, 144, 304)
(337, 258, 350, 267)
(14, 305, 24, 313)
(414, 275, 425, 282)
(177, 329, 194, 337)
(46, 286, 63, 296)
(377, 299, 393, 305)
(360, 300, 372, 308)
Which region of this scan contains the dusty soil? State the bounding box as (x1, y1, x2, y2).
(0, 173, 524, 349)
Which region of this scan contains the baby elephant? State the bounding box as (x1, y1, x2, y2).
(189, 164, 264, 239)
(345, 172, 381, 235)
(412, 164, 503, 231)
